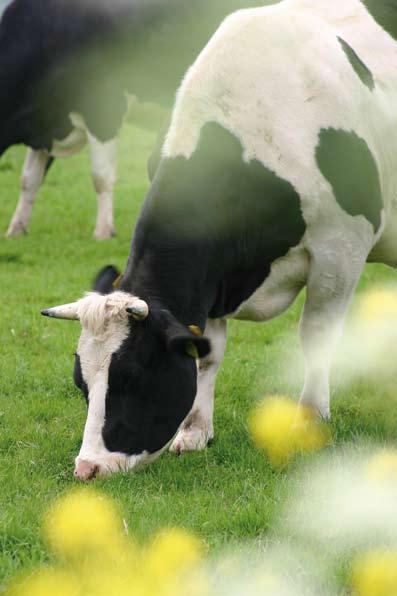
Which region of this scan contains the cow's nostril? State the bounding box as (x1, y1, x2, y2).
(74, 459, 99, 482)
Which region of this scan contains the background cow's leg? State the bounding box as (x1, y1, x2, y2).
(88, 133, 117, 240)
(170, 319, 227, 454)
(6, 148, 50, 237)
(299, 226, 373, 418)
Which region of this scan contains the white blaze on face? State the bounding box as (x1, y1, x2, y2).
(74, 292, 166, 476)
(77, 317, 128, 467)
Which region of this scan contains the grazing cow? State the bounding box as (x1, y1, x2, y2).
(0, 0, 264, 239)
(42, 0, 397, 479)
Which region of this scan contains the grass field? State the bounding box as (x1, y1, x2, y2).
(1, 123, 397, 590)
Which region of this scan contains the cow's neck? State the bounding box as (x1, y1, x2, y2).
(122, 122, 306, 326)
(122, 235, 276, 329)
(122, 241, 215, 330)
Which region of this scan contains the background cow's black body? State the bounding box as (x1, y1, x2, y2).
(0, 0, 174, 152)
(0, 0, 265, 156)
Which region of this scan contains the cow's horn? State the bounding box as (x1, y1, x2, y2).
(41, 302, 80, 321)
(126, 300, 149, 321)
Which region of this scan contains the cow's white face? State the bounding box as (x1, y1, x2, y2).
(43, 291, 209, 480)
(72, 292, 160, 479)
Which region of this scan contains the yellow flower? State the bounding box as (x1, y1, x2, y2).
(248, 396, 328, 467)
(352, 551, 397, 596)
(8, 568, 80, 596)
(79, 565, 142, 596)
(43, 489, 125, 561)
(145, 527, 204, 581)
(7, 489, 207, 596)
(358, 289, 397, 323)
(366, 449, 397, 484)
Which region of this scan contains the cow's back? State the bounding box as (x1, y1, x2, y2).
(291, 0, 397, 86)
(163, 0, 397, 227)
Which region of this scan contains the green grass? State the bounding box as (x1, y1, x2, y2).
(0, 124, 396, 589)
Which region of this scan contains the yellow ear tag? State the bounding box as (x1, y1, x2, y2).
(112, 275, 123, 290)
(188, 325, 203, 337)
(185, 325, 202, 358)
(186, 341, 199, 360)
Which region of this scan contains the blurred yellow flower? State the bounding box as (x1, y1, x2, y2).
(366, 449, 397, 484)
(43, 489, 125, 561)
(352, 550, 397, 596)
(7, 489, 206, 596)
(78, 566, 141, 596)
(248, 396, 328, 467)
(145, 527, 204, 580)
(8, 568, 80, 596)
(358, 288, 397, 323)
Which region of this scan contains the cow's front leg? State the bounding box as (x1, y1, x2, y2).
(88, 133, 117, 240)
(299, 227, 373, 418)
(170, 319, 227, 454)
(6, 148, 50, 237)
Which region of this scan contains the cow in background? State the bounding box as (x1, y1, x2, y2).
(0, 0, 266, 239)
(42, 0, 397, 478)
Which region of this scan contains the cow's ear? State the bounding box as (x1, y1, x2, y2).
(153, 310, 211, 359)
(167, 327, 211, 360)
(92, 265, 121, 294)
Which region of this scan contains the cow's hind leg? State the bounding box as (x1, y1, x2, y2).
(6, 148, 50, 237)
(170, 319, 227, 454)
(88, 133, 117, 240)
(299, 222, 374, 418)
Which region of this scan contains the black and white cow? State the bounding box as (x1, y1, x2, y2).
(42, 0, 397, 479)
(1, 0, 264, 239)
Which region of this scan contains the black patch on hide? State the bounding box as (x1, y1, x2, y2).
(316, 128, 382, 231)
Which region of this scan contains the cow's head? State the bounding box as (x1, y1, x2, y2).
(41, 269, 210, 480)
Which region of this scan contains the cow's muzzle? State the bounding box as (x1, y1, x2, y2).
(74, 459, 100, 481)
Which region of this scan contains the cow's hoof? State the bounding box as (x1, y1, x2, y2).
(93, 227, 116, 241)
(6, 223, 28, 237)
(170, 426, 213, 455)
